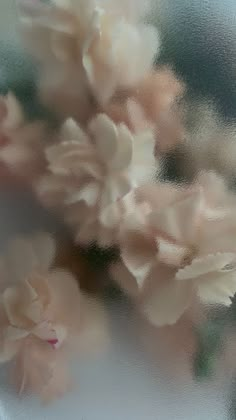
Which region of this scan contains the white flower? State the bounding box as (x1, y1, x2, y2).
(0, 233, 77, 362)
(112, 175, 236, 326)
(19, 0, 159, 107)
(37, 114, 156, 246)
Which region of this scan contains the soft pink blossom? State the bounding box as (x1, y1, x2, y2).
(0, 93, 48, 181)
(19, 0, 159, 117)
(0, 233, 108, 399)
(36, 114, 157, 246)
(112, 173, 236, 326)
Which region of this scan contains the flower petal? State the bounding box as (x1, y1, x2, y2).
(0, 336, 19, 362)
(109, 124, 133, 171)
(121, 231, 155, 289)
(176, 253, 236, 281)
(65, 182, 100, 206)
(12, 336, 55, 398)
(99, 190, 135, 228)
(197, 270, 236, 306)
(3, 286, 36, 330)
(150, 189, 203, 244)
(33, 321, 57, 341)
(89, 114, 118, 162)
(158, 238, 190, 267)
(61, 118, 88, 143)
(4, 326, 29, 341)
(142, 279, 193, 326)
(100, 175, 131, 208)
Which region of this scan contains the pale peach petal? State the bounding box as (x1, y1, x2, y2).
(121, 230, 156, 288)
(65, 182, 100, 206)
(23, 297, 43, 325)
(52, 324, 67, 349)
(150, 188, 203, 243)
(142, 279, 193, 327)
(157, 238, 190, 267)
(5, 326, 29, 341)
(3, 287, 36, 330)
(127, 99, 151, 133)
(110, 125, 133, 172)
(62, 118, 88, 143)
(0, 337, 19, 362)
(197, 270, 236, 306)
(40, 353, 70, 402)
(99, 190, 136, 228)
(33, 321, 58, 342)
(176, 253, 236, 281)
(12, 337, 55, 397)
(36, 175, 69, 207)
(100, 176, 131, 208)
(89, 114, 119, 162)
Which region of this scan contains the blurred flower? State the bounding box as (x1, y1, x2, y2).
(112, 173, 236, 326)
(19, 0, 159, 118)
(0, 233, 78, 399)
(0, 93, 48, 182)
(0, 234, 74, 361)
(0, 232, 108, 399)
(36, 114, 157, 245)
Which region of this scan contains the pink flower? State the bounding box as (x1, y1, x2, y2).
(0, 234, 73, 360)
(82, 5, 158, 105)
(112, 173, 236, 326)
(0, 232, 108, 399)
(0, 233, 77, 398)
(36, 114, 157, 246)
(19, 0, 159, 114)
(0, 93, 48, 181)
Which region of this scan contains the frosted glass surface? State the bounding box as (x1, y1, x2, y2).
(0, 1, 236, 419)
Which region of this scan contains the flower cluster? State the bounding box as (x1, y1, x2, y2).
(19, 0, 159, 119)
(0, 0, 234, 401)
(15, 0, 236, 329)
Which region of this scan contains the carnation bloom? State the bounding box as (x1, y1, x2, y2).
(0, 233, 107, 400)
(19, 0, 159, 117)
(0, 93, 48, 182)
(36, 114, 157, 246)
(0, 233, 77, 359)
(112, 173, 236, 326)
